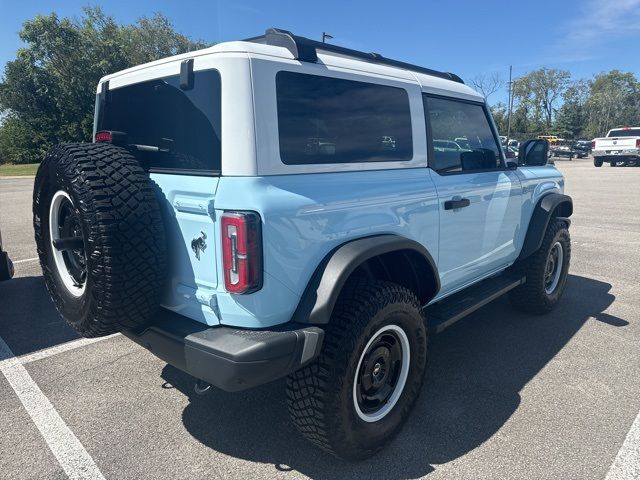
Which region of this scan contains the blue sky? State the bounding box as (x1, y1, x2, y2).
(1, 0, 639, 104)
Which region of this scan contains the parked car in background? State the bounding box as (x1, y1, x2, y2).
(505, 146, 519, 159)
(593, 127, 640, 167)
(538, 135, 559, 145)
(551, 140, 587, 159)
(573, 139, 592, 155)
(0, 229, 14, 281)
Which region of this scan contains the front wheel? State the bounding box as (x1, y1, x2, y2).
(286, 279, 427, 460)
(510, 219, 571, 314)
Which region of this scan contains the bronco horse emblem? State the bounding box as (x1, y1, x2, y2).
(191, 231, 207, 260)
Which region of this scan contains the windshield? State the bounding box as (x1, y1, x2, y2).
(96, 69, 221, 174)
(607, 128, 640, 138)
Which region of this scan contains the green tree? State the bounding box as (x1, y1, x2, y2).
(490, 102, 508, 134)
(583, 70, 640, 138)
(0, 7, 207, 164)
(0, 115, 43, 164)
(513, 68, 571, 130)
(554, 79, 590, 139)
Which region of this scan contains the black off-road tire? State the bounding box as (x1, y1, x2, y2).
(509, 219, 571, 314)
(593, 157, 603, 167)
(286, 279, 427, 460)
(33, 143, 167, 337)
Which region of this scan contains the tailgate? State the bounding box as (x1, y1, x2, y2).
(152, 174, 221, 325)
(596, 138, 637, 150)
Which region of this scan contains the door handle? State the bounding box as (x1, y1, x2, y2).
(444, 198, 470, 210)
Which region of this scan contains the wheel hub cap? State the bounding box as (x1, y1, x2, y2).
(353, 324, 411, 423)
(544, 241, 564, 294)
(49, 190, 87, 297)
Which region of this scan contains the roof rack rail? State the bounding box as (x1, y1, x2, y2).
(245, 28, 464, 84)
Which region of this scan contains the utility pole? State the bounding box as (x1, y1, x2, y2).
(506, 65, 513, 149)
(321, 32, 333, 43)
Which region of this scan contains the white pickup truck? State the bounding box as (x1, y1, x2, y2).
(592, 127, 640, 167)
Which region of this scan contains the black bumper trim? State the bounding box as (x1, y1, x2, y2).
(123, 309, 324, 392)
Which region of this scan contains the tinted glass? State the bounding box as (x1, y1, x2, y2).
(425, 96, 502, 173)
(276, 72, 412, 165)
(97, 69, 221, 173)
(608, 128, 640, 137)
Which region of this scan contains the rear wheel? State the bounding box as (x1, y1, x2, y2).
(33, 143, 167, 337)
(286, 279, 427, 460)
(593, 158, 603, 167)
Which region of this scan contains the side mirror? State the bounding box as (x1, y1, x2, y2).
(518, 139, 549, 166)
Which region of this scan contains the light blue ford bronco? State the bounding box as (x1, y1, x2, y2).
(33, 29, 572, 459)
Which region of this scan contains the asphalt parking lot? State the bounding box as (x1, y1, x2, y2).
(1, 159, 639, 480)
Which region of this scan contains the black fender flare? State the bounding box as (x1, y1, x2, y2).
(518, 193, 573, 261)
(291, 235, 440, 325)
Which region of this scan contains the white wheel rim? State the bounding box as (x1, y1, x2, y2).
(544, 241, 564, 294)
(49, 190, 86, 297)
(353, 324, 411, 423)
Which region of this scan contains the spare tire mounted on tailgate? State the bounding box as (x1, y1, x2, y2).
(33, 143, 167, 337)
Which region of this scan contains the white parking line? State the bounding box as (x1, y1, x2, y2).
(20, 334, 119, 365)
(0, 335, 106, 480)
(605, 409, 640, 480)
(13, 257, 39, 264)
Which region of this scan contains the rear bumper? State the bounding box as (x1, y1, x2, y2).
(593, 149, 640, 158)
(123, 309, 324, 392)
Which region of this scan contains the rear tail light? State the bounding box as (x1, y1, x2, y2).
(221, 212, 262, 294)
(95, 131, 112, 142)
(95, 130, 127, 145)
(591, 140, 596, 149)
(636, 139, 640, 149)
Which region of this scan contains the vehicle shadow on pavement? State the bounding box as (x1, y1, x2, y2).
(0, 275, 79, 355)
(162, 273, 624, 479)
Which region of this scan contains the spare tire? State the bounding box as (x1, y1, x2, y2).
(33, 143, 167, 337)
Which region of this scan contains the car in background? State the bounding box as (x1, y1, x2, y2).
(593, 127, 640, 167)
(574, 139, 592, 155)
(433, 139, 464, 151)
(538, 135, 559, 145)
(505, 146, 519, 159)
(550, 139, 587, 159)
(0, 229, 14, 281)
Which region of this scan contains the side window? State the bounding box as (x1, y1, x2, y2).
(424, 95, 502, 174)
(276, 72, 413, 165)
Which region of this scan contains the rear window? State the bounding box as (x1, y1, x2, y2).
(608, 128, 640, 137)
(275, 72, 413, 165)
(96, 69, 221, 174)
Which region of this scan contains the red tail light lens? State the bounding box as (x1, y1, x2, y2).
(95, 130, 127, 145)
(95, 131, 113, 142)
(591, 140, 596, 149)
(636, 139, 640, 149)
(221, 212, 262, 294)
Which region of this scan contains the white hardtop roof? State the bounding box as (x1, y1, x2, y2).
(98, 40, 483, 101)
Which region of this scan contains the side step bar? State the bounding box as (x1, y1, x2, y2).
(425, 273, 525, 333)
